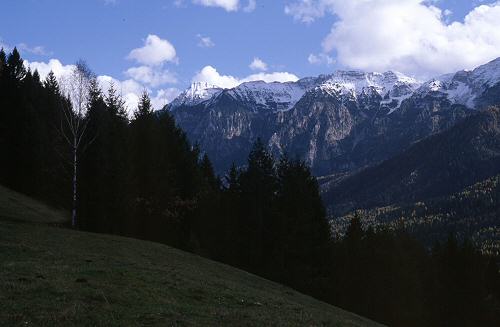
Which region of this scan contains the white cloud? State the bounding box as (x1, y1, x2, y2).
(308, 53, 335, 66)
(286, 0, 500, 78)
(127, 34, 177, 66)
(125, 66, 177, 87)
(192, 0, 239, 11)
(243, 72, 299, 84)
(249, 57, 268, 71)
(192, 65, 299, 89)
(24, 59, 75, 80)
(243, 0, 256, 12)
(151, 88, 182, 109)
(197, 34, 215, 48)
(192, 66, 240, 88)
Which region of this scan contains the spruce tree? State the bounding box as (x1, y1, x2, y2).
(238, 138, 277, 272)
(134, 90, 152, 119)
(6, 48, 26, 81)
(44, 71, 60, 94)
(273, 157, 332, 294)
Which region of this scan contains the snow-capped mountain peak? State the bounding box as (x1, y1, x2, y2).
(317, 70, 420, 97)
(312, 70, 421, 112)
(416, 57, 500, 108)
(169, 57, 500, 113)
(227, 80, 307, 111)
(169, 82, 223, 108)
(169, 70, 421, 112)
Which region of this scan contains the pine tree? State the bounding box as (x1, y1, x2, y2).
(6, 48, 26, 81)
(226, 163, 240, 191)
(103, 82, 129, 233)
(44, 71, 60, 94)
(238, 138, 277, 272)
(134, 90, 152, 119)
(200, 153, 218, 190)
(105, 82, 128, 120)
(272, 157, 332, 295)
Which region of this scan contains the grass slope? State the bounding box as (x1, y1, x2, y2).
(0, 186, 382, 326)
(0, 185, 68, 224)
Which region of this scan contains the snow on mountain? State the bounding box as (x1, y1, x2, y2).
(317, 71, 419, 97)
(170, 70, 420, 112)
(416, 57, 500, 108)
(170, 58, 500, 113)
(314, 71, 421, 113)
(169, 82, 223, 108)
(227, 81, 307, 111)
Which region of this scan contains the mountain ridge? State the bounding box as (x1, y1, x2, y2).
(166, 59, 500, 175)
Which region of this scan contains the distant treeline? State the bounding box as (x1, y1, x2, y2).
(1, 48, 499, 326)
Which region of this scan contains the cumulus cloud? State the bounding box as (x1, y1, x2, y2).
(24, 59, 75, 80)
(127, 34, 177, 66)
(308, 53, 335, 66)
(192, 66, 239, 88)
(192, 65, 299, 89)
(125, 66, 177, 87)
(286, 0, 500, 77)
(192, 0, 239, 11)
(249, 57, 268, 71)
(197, 34, 215, 48)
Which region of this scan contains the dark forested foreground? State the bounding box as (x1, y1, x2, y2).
(1, 48, 500, 326)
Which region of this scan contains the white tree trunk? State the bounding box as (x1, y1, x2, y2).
(72, 143, 78, 228)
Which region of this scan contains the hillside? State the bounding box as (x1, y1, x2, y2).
(0, 186, 382, 326)
(324, 107, 500, 216)
(331, 174, 500, 255)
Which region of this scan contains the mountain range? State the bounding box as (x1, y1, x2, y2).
(167, 58, 500, 175)
(165, 58, 500, 250)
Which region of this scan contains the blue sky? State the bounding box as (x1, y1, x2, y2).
(2, 0, 500, 110)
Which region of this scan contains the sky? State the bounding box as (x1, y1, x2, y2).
(2, 0, 500, 111)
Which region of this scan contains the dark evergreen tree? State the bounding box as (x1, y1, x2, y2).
(271, 157, 332, 297)
(238, 138, 277, 272)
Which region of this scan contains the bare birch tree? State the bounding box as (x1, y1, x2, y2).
(59, 60, 94, 228)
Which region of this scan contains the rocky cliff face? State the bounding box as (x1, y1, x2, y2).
(167, 58, 500, 176)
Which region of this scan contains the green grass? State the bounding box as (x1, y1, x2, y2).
(0, 185, 68, 224)
(0, 186, 383, 326)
